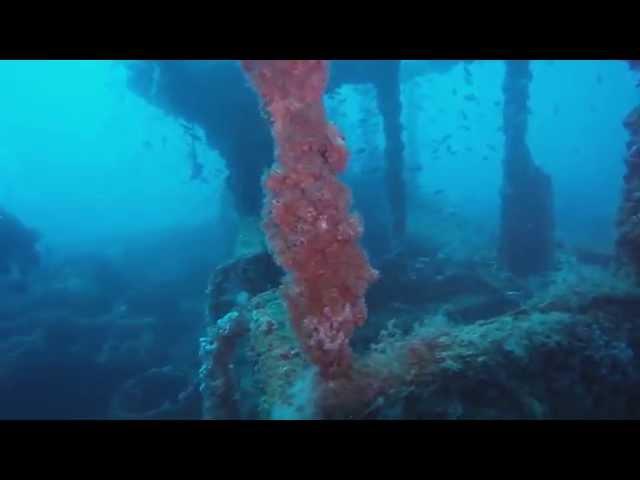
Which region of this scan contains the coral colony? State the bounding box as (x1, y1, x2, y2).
(241, 60, 378, 380)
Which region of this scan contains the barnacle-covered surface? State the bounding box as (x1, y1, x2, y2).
(199, 249, 640, 419)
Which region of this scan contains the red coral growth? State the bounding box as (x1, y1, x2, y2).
(241, 60, 378, 379)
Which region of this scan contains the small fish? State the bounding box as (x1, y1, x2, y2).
(464, 93, 477, 102)
(433, 189, 445, 196)
(182, 123, 203, 143)
(505, 290, 521, 296)
(493, 100, 501, 108)
(162, 136, 167, 148)
(439, 134, 452, 144)
(460, 111, 469, 121)
(190, 160, 207, 183)
(143, 140, 153, 150)
(596, 73, 603, 85)
(451, 88, 458, 96)
(482, 155, 489, 161)
(553, 104, 560, 116)
(355, 147, 367, 155)
(432, 136, 449, 150)
(487, 144, 497, 152)
(460, 125, 471, 132)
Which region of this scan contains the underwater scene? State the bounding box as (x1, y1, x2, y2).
(1, 59, 640, 419)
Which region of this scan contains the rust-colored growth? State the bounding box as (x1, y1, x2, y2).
(313, 335, 444, 419)
(241, 60, 378, 379)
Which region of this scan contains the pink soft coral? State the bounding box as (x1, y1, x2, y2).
(241, 60, 378, 379)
